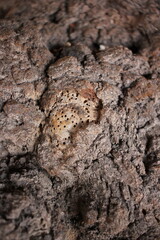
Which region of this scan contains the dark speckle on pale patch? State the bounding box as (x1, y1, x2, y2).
(50, 88, 100, 148)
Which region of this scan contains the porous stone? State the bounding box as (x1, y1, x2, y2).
(0, 1, 160, 240)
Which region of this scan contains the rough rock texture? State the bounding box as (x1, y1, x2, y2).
(0, 0, 160, 240)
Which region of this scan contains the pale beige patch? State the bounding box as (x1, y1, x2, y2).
(50, 87, 100, 148)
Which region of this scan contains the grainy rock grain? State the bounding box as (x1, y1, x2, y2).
(0, 0, 160, 240)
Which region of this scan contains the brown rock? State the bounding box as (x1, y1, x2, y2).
(0, 1, 160, 240)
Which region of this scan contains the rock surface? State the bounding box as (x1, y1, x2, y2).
(0, 0, 160, 240)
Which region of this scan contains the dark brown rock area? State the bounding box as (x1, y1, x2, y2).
(0, 0, 160, 239)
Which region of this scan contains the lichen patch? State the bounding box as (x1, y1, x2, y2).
(49, 87, 101, 148)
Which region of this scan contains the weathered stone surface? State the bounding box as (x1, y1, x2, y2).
(0, 0, 160, 240)
(0, 101, 44, 157)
